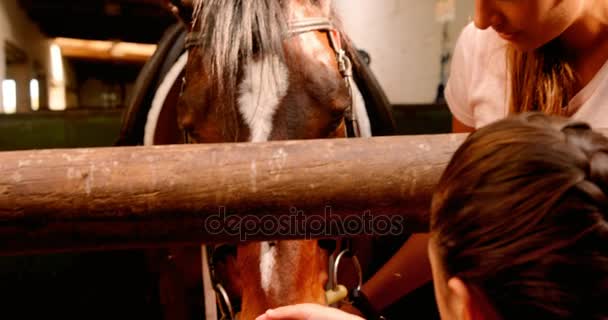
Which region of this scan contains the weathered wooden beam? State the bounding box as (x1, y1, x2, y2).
(0, 134, 466, 255)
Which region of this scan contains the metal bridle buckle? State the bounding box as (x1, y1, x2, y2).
(327, 249, 363, 305)
(215, 283, 235, 320)
(337, 50, 353, 79)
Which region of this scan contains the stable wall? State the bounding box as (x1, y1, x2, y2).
(335, 0, 474, 104)
(0, 109, 123, 151)
(0, 0, 51, 112)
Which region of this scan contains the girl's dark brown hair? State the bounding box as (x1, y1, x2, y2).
(431, 113, 608, 319)
(507, 42, 578, 115)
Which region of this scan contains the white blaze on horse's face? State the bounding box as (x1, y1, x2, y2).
(259, 241, 279, 296)
(237, 55, 289, 143)
(237, 55, 288, 295)
(236, 0, 339, 302)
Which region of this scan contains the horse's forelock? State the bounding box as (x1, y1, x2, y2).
(190, 0, 289, 140)
(192, 1, 287, 96)
(189, 0, 346, 141)
(191, 0, 341, 91)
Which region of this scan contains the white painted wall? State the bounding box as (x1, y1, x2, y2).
(334, 0, 474, 104)
(0, 0, 51, 112)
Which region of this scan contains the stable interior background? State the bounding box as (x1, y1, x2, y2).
(0, 1, 474, 319)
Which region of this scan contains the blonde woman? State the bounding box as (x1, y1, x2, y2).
(447, 0, 608, 132)
(354, 1, 608, 316)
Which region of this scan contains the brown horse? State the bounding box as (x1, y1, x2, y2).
(179, 1, 365, 319)
(117, 1, 398, 319)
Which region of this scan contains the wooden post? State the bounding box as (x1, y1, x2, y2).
(0, 134, 466, 255)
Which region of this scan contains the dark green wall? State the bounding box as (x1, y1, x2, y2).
(0, 109, 123, 151)
(392, 104, 452, 135)
(0, 104, 451, 151)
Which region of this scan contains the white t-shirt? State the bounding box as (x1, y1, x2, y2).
(445, 22, 608, 129)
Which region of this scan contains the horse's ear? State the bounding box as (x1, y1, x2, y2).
(165, 0, 195, 27)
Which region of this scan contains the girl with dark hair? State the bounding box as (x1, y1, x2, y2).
(255, 113, 608, 320)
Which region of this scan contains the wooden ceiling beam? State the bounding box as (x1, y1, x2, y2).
(56, 38, 157, 63)
(17, 0, 175, 43)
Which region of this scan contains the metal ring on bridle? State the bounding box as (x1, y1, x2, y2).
(215, 283, 235, 320)
(331, 249, 363, 292)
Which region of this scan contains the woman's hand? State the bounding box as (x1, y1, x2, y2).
(255, 303, 365, 320)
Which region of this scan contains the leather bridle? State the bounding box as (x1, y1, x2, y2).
(288, 17, 360, 138)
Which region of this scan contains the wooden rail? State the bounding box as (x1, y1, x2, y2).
(0, 134, 466, 255)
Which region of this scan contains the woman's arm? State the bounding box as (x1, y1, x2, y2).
(353, 23, 478, 314)
(359, 119, 472, 311)
(360, 233, 432, 311)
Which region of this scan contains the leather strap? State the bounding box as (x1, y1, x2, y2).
(350, 288, 387, 320)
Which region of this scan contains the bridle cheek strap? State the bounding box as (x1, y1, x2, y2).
(287, 18, 360, 138)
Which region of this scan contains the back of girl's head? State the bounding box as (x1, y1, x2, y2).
(431, 113, 608, 319)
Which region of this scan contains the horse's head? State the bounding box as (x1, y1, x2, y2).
(176, 1, 355, 318)
(178, 0, 353, 143)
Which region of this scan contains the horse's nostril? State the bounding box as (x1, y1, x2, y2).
(179, 112, 196, 133)
(180, 120, 198, 143)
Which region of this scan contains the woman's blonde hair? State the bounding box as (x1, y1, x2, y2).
(507, 40, 578, 115)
